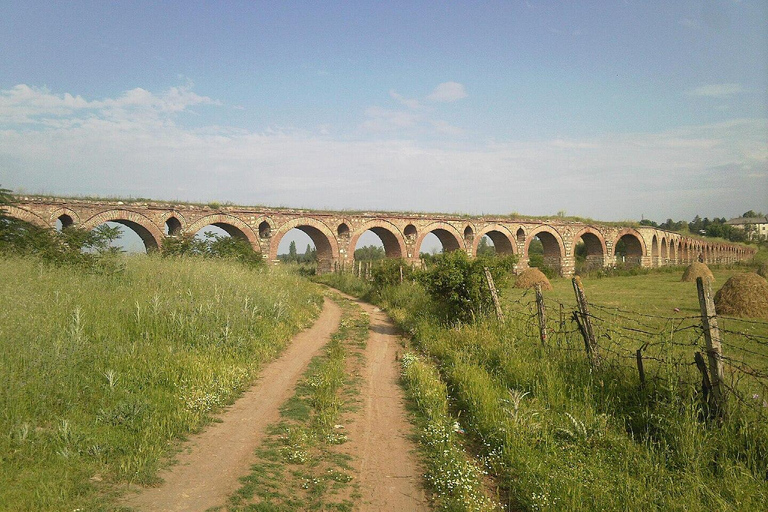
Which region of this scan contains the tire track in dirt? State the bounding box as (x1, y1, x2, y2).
(122, 297, 341, 512)
(344, 300, 430, 511)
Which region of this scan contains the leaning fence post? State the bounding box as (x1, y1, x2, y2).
(572, 277, 599, 366)
(483, 267, 504, 322)
(534, 283, 547, 344)
(696, 277, 726, 411)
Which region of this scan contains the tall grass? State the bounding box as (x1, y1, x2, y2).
(328, 269, 768, 510)
(0, 254, 322, 511)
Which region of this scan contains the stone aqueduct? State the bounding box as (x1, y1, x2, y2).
(9, 197, 755, 276)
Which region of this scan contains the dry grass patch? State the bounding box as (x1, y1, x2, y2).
(515, 268, 552, 290)
(681, 262, 714, 282)
(714, 272, 768, 319)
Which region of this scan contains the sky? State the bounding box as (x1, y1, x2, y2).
(1, 0, 767, 231)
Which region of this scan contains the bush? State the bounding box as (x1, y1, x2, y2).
(162, 233, 264, 268)
(419, 251, 516, 323)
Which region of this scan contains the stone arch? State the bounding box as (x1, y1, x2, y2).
(4, 206, 50, 228)
(463, 224, 475, 242)
(572, 226, 607, 271)
(526, 225, 566, 275)
(415, 222, 464, 255)
(348, 220, 406, 260)
(651, 235, 660, 266)
(614, 229, 646, 267)
(337, 222, 350, 238)
(82, 209, 164, 252)
(269, 217, 339, 273)
(186, 214, 259, 249)
(661, 238, 668, 263)
(256, 217, 276, 239)
(49, 207, 80, 229)
(472, 224, 516, 256)
(158, 210, 186, 236)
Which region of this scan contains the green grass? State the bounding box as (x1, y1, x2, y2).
(325, 266, 768, 511)
(227, 294, 369, 511)
(0, 254, 322, 511)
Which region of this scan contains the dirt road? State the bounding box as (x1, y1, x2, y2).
(344, 301, 429, 511)
(123, 297, 341, 512)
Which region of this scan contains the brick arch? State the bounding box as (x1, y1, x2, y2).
(526, 225, 566, 275)
(414, 222, 464, 255)
(158, 210, 187, 236)
(49, 207, 81, 229)
(614, 228, 647, 267)
(186, 214, 259, 249)
(661, 237, 668, 262)
(4, 205, 50, 228)
(348, 220, 406, 259)
(472, 224, 516, 256)
(82, 209, 164, 252)
(572, 226, 607, 270)
(269, 217, 339, 273)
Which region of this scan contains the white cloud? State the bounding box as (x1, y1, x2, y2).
(389, 90, 421, 110)
(1, 85, 765, 220)
(686, 83, 744, 98)
(426, 82, 467, 103)
(361, 106, 420, 132)
(0, 83, 219, 125)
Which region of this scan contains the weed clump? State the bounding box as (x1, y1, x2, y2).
(514, 268, 552, 290)
(682, 262, 714, 282)
(714, 273, 768, 319)
(757, 263, 768, 279)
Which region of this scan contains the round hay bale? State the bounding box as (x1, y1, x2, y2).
(515, 268, 553, 290)
(714, 273, 768, 320)
(682, 262, 714, 282)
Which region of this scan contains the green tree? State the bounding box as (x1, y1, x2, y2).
(288, 240, 297, 262)
(476, 236, 495, 257)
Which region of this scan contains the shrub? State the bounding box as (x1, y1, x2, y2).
(419, 251, 516, 323)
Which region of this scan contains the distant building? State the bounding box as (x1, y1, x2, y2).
(725, 216, 768, 241)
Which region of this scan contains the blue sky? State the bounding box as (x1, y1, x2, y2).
(1, 1, 766, 226)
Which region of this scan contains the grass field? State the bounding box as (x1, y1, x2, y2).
(0, 255, 322, 511)
(319, 263, 768, 511)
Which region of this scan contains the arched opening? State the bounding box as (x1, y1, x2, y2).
(463, 225, 474, 242)
(56, 214, 74, 231)
(277, 228, 318, 265)
(573, 230, 606, 274)
(337, 223, 350, 237)
(417, 227, 462, 257)
(165, 216, 182, 236)
(651, 236, 659, 266)
(526, 230, 563, 276)
(82, 210, 163, 253)
(475, 229, 515, 257)
(271, 221, 336, 273)
(259, 221, 272, 239)
(92, 221, 156, 253)
(516, 228, 525, 244)
(352, 226, 403, 261)
(661, 238, 668, 264)
(615, 233, 643, 267)
(404, 224, 417, 239)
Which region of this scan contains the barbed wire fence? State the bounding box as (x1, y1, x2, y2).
(502, 276, 768, 418)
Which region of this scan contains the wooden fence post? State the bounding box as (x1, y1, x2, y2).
(483, 267, 504, 322)
(635, 349, 646, 388)
(696, 277, 726, 412)
(572, 277, 599, 366)
(534, 283, 547, 344)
